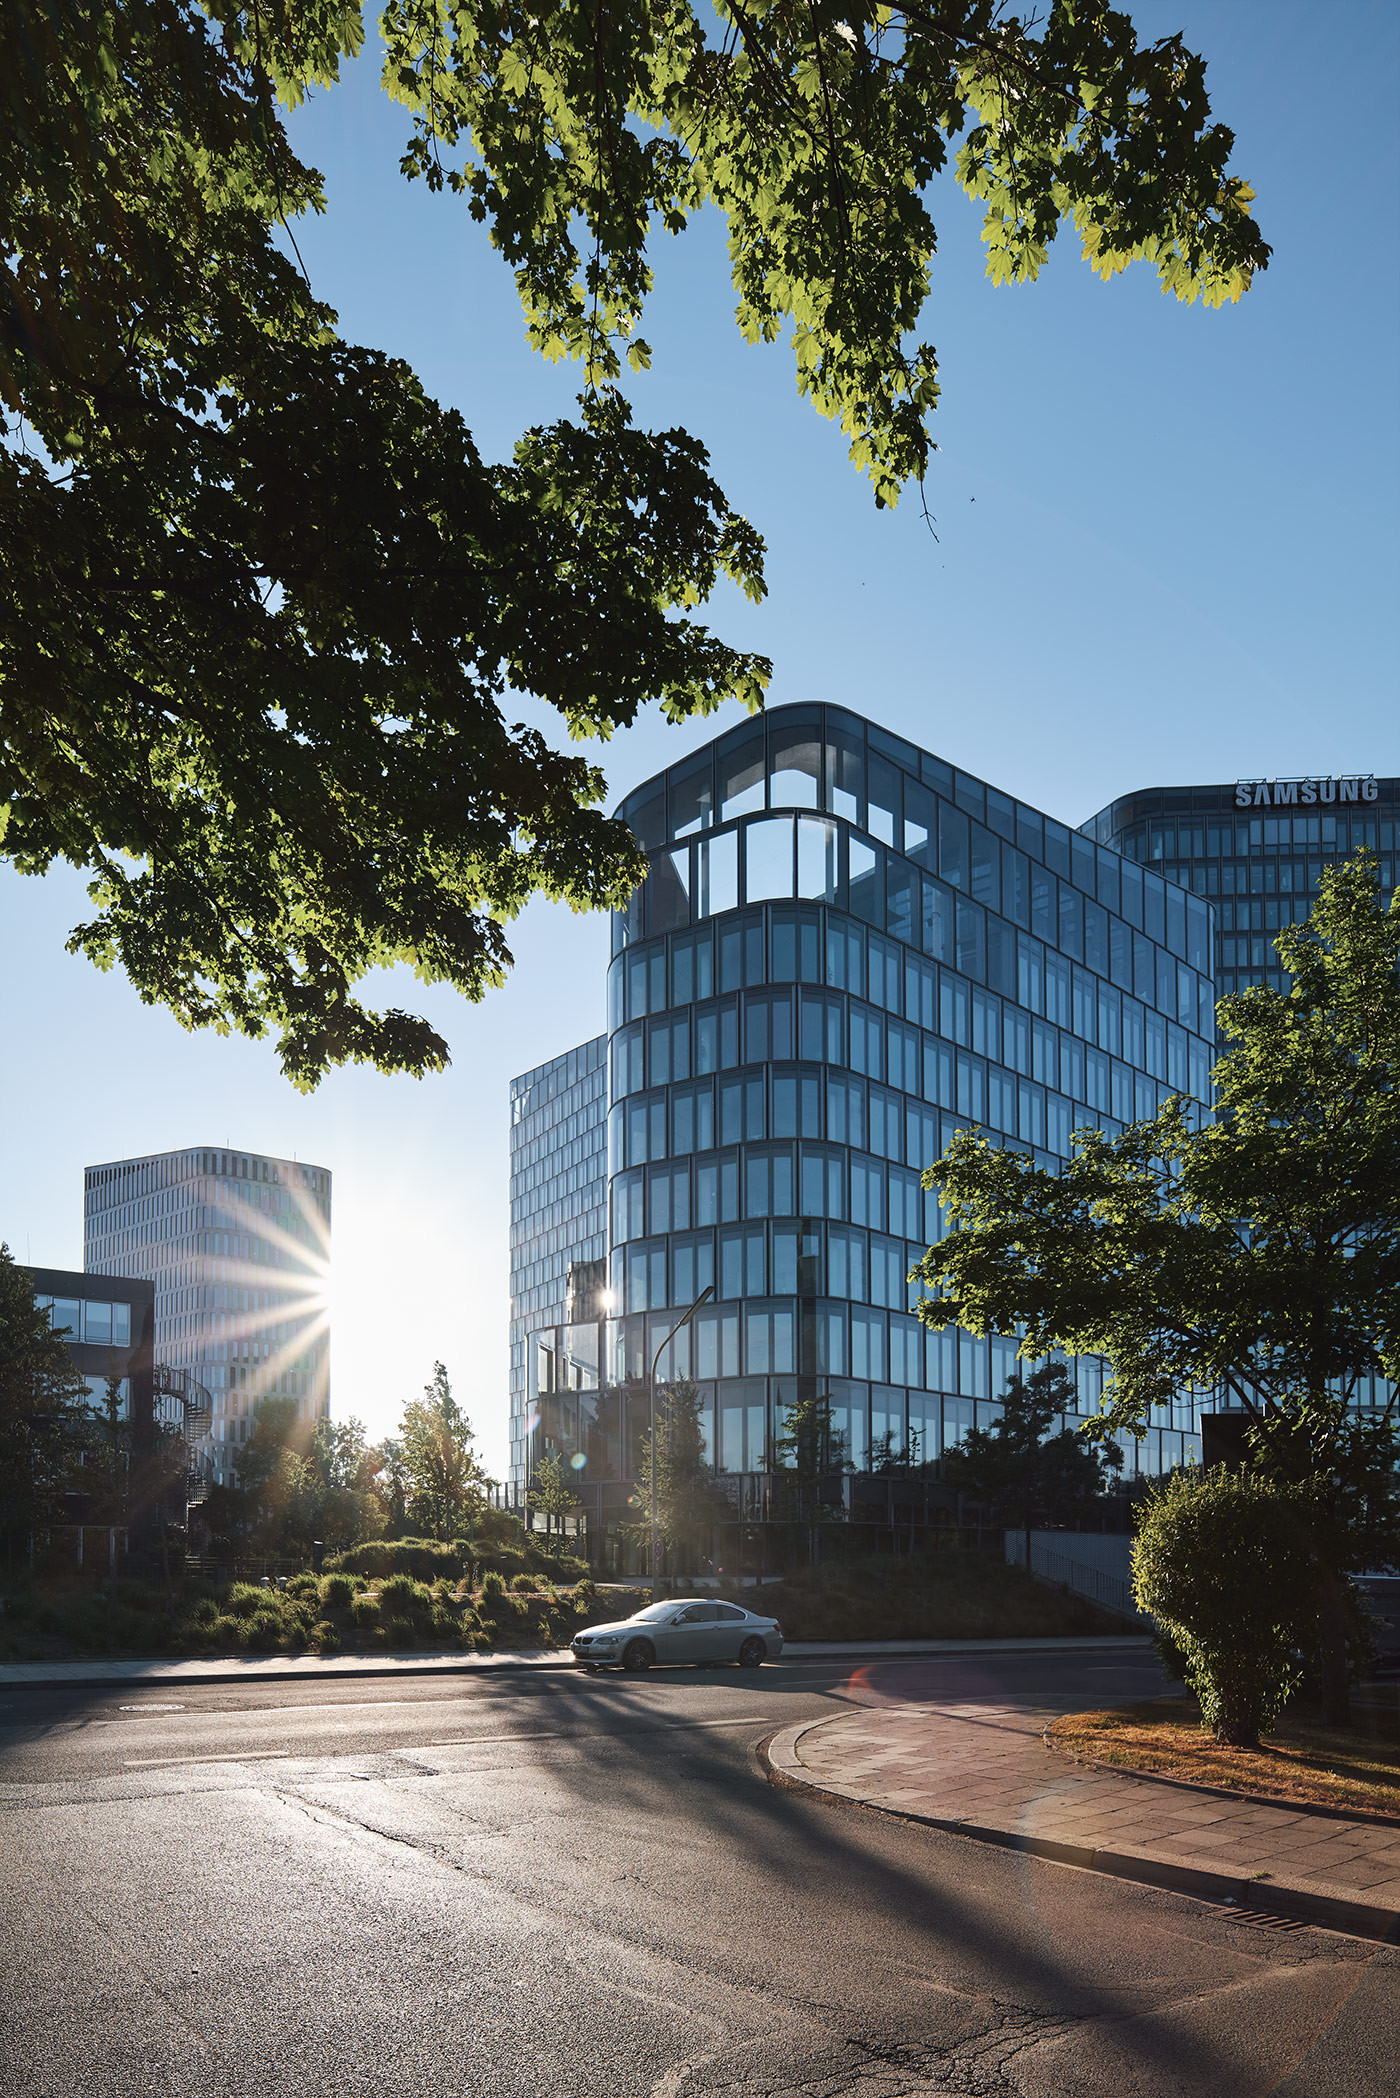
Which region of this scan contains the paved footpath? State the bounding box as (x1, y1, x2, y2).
(0, 1632, 1145, 1690)
(767, 1695, 1400, 1942)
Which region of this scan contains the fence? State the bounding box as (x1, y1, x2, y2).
(1004, 1530, 1148, 1622)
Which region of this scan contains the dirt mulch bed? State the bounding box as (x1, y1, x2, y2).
(1048, 1692, 1400, 1821)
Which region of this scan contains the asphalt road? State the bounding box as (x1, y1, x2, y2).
(2, 1648, 1395, 2097)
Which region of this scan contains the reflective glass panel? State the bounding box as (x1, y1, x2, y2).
(745, 817, 794, 901)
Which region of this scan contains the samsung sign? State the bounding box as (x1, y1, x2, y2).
(1235, 776, 1379, 810)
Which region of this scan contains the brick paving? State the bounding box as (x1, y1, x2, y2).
(766, 1698, 1400, 1929)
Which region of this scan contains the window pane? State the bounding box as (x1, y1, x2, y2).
(745, 817, 794, 901)
(867, 754, 900, 846)
(720, 731, 766, 820)
(769, 723, 821, 808)
(670, 756, 713, 838)
(849, 838, 881, 925)
(825, 726, 864, 824)
(698, 831, 738, 916)
(796, 816, 839, 901)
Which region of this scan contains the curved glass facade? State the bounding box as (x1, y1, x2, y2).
(578, 705, 1216, 1490)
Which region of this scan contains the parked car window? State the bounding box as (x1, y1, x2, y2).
(714, 1604, 746, 1621)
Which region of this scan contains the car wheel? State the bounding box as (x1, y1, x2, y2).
(622, 1639, 654, 1672)
(738, 1636, 767, 1668)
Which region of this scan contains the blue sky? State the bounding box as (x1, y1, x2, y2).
(2, 0, 1396, 1473)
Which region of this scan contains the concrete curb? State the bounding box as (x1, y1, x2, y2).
(762, 1717, 1400, 1948)
(0, 1633, 1153, 1693)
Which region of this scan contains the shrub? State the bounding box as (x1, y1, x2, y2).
(325, 1539, 468, 1582)
(285, 1573, 320, 1601)
(319, 1573, 358, 1611)
(381, 1615, 416, 1647)
(379, 1573, 434, 1618)
(310, 1619, 342, 1653)
(351, 1595, 380, 1628)
(510, 1574, 540, 1593)
(478, 1570, 507, 1601)
(225, 1582, 269, 1620)
(1133, 1468, 1322, 1747)
(246, 1609, 286, 1652)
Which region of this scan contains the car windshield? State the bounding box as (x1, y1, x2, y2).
(630, 1603, 680, 1622)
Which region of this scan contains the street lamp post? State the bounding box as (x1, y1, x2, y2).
(647, 1284, 714, 1601)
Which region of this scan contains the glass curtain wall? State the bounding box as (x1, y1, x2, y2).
(599, 706, 1218, 1488)
(1083, 777, 1398, 1006)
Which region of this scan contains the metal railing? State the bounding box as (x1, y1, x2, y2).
(1018, 1541, 1145, 1621)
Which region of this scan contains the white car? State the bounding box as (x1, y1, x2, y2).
(571, 1598, 784, 1672)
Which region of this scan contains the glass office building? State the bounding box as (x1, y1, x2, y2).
(1082, 773, 1398, 1003)
(85, 1147, 332, 1485)
(510, 705, 1218, 1499)
(508, 1040, 608, 1487)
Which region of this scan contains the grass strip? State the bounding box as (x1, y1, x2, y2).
(1049, 1694, 1400, 1819)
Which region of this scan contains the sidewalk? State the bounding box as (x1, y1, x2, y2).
(0, 1634, 1148, 1692)
(765, 1698, 1400, 1943)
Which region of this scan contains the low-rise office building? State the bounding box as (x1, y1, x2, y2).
(25, 1265, 156, 1430)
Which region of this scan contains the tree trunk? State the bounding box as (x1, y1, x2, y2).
(1317, 1565, 1352, 1728)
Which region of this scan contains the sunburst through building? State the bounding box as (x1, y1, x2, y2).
(84, 1146, 331, 1486)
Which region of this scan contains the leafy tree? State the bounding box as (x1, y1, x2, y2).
(234, 1396, 310, 1551)
(916, 857, 1400, 1725)
(1132, 1468, 1323, 1748)
(2, 0, 766, 1089)
(527, 1451, 578, 1557)
(941, 1362, 1123, 1572)
(400, 1363, 489, 1539)
(375, 1435, 410, 1536)
(630, 1377, 729, 1571)
(0, 1242, 89, 1551)
(4, 2, 1262, 1084)
(302, 1416, 388, 1548)
(386, 0, 1268, 504)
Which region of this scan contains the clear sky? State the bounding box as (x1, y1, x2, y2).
(2, 1, 1396, 1476)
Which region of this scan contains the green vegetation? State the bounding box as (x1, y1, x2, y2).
(4, 2, 1260, 1082)
(0, 1567, 643, 1663)
(1130, 1468, 1363, 1749)
(918, 857, 1400, 1726)
(728, 1554, 1127, 1644)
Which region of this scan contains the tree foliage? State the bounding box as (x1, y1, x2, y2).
(2, 0, 767, 1087)
(399, 1361, 489, 1539)
(384, 0, 1268, 504)
(0, 1242, 90, 1538)
(916, 856, 1400, 1719)
(1132, 1467, 1322, 1748)
(4, 2, 1264, 1082)
(941, 1361, 1122, 1564)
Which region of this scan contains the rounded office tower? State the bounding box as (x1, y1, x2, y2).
(603, 705, 1217, 1488)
